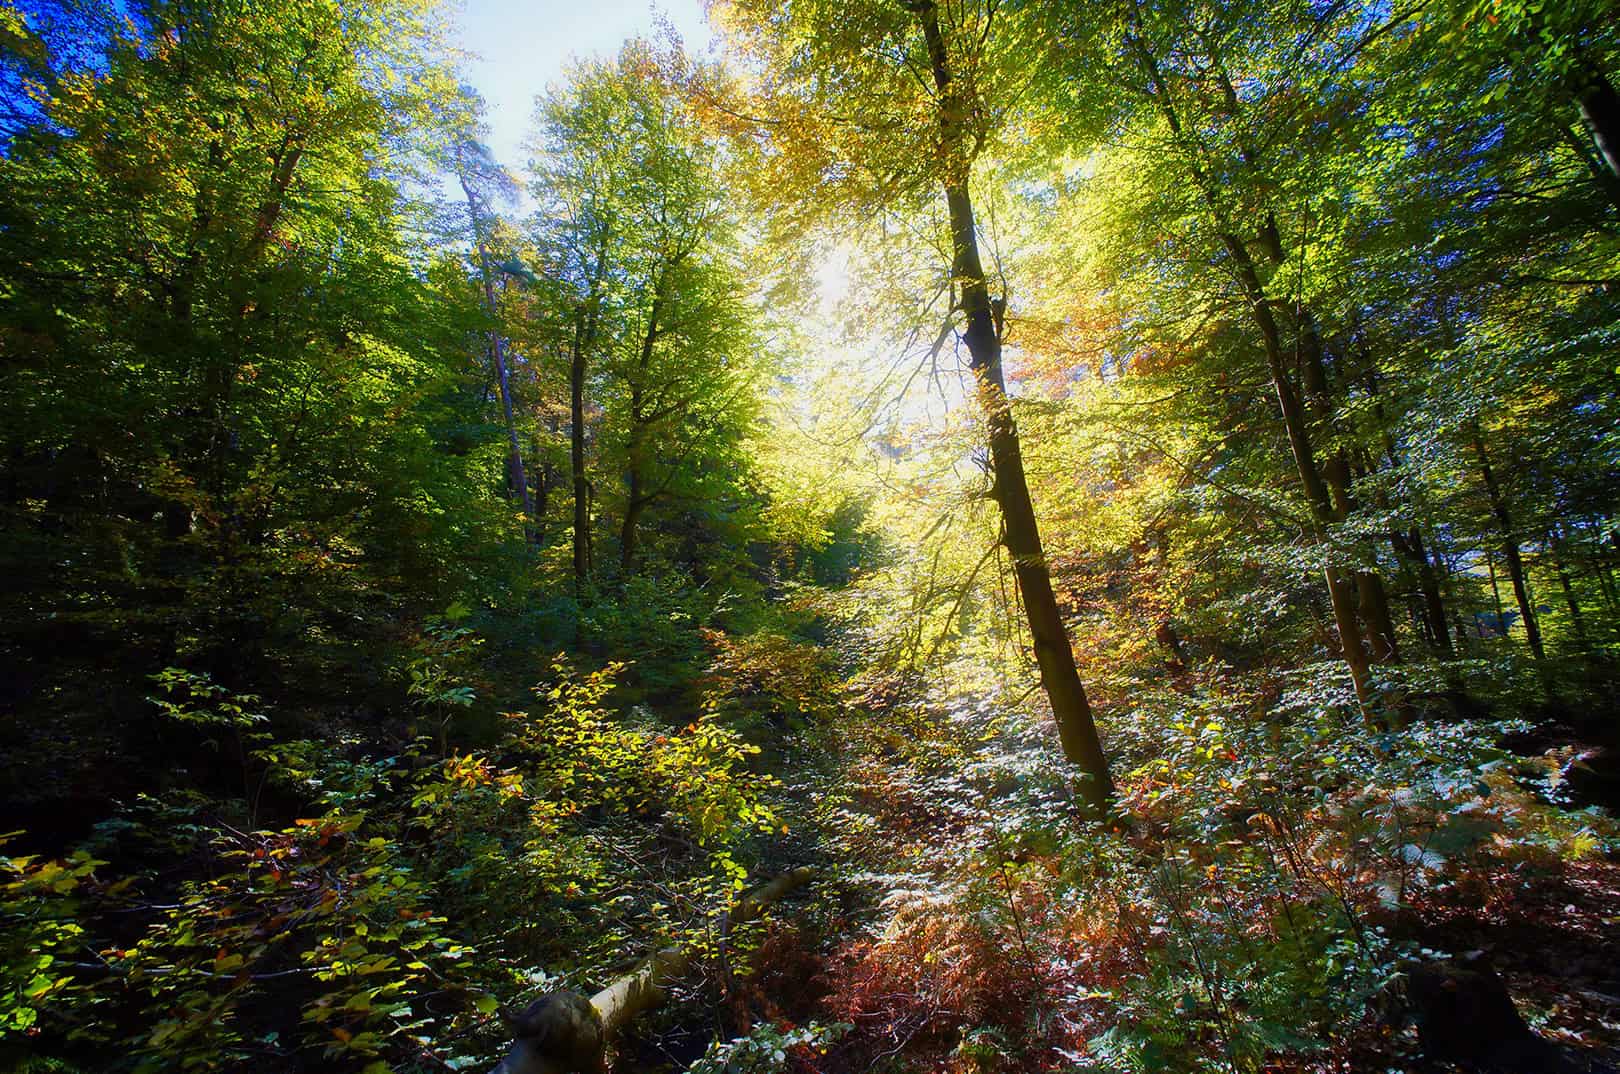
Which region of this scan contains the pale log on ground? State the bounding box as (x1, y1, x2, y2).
(490, 867, 816, 1074)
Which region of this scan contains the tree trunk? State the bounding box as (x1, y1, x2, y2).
(1472, 429, 1543, 659)
(1220, 227, 1377, 717)
(1487, 553, 1506, 629)
(533, 417, 558, 539)
(620, 290, 662, 575)
(1549, 529, 1588, 652)
(570, 286, 603, 603)
(918, 0, 1113, 811)
(1126, 32, 1378, 720)
(459, 175, 536, 543)
(1357, 571, 1401, 663)
(1273, 212, 1401, 669)
(1398, 527, 1453, 658)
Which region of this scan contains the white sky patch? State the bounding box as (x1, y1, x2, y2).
(452, 0, 716, 179)
(813, 242, 853, 313)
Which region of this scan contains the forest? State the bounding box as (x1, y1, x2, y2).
(1, 0, 1618, 1070)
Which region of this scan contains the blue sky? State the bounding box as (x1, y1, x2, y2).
(452, 0, 716, 175)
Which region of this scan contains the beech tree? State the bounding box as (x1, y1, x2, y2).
(452, 107, 538, 541)
(714, 0, 1115, 808)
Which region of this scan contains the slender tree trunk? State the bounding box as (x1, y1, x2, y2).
(1222, 49, 1405, 672)
(1472, 428, 1543, 659)
(1437, 563, 1471, 655)
(619, 488, 645, 574)
(1126, 32, 1378, 719)
(1404, 527, 1453, 658)
(1221, 228, 1376, 712)
(1487, 553, 1505, 629)
(570, 282, 604, 602)
(918, 0, 1113, 811)
(1549, 529, 1588, 652)
(620, 290, 662, 575)
(459, 176, 536, 542)
(533, 417, 557, 538)
(1357, 571, 1400, 663)
(571, 341, 590, 596)
(1276, 223, 1402, 668)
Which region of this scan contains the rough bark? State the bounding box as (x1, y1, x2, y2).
(917, 0, 1114, 811)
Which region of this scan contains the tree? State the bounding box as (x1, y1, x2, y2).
(451, 99, 538, 542)
(714, 0, 1116, 809)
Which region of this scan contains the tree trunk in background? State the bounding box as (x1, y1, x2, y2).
(1222, 225, 1377, 714)
(571, 340, 590, 596)
(918, 0, 1114, 812)
(532, 417, 558, 539)
(620, 290, 662, 574)
(1472, 429, 1543, 659)
(1238, 264, 1376, 716)
(570, 283, 603, 604)
(1549, 529, 1588, 652)
(1357, 571, 1401, 663)
(460, 177, 536, 543)
(1277, 232, 1401, 667)
(1487, 554, 1506, 626)
(1403, 528, 1454, 658)
(1127, 33, 1378, 720)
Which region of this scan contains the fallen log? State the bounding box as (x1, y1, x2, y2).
(491, 866, 816, 1074)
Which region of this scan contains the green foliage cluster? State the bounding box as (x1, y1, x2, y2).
(0, 2, 851, 1070)
(1, 656, 796, 1070)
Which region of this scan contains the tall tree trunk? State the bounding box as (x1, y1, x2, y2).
(570, 280, 604, 603)
(1126, 33, 1377, 718)
(619, 483, 645, 574)
(570, 338, 591, 597)
(1549, 528, 1588, 652)
(1402, 527, 1454, 658)
(620, 289, 662, 575)
(918, 0, 1113, 811)
(1357, 571, 1401, 663)
(1218, 43, 1405, 675)
(1472, 428, 1543, 659)
(1270, 219, 1402, 667)
(533, 417, 558, 539)
(459, 175, 536, 543)
(1487, 553, 1506, 629)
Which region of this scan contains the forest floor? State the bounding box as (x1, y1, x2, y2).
(1420, 857, 1620, 1061)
